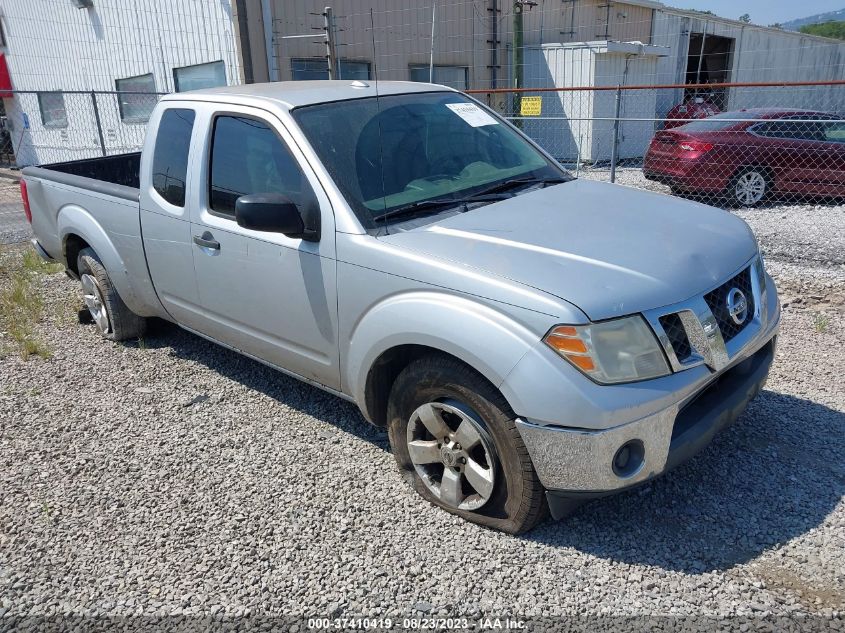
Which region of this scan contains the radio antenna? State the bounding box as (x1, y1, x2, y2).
(369, 8, 389, 234)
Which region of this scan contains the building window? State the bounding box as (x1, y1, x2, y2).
(291, 58, 371, 81)
(151, 108, 196, 207)
(115, 73, 157, 123)
(409, 65, 468, 91)
(173, 60, 226, 92)
(209, 115, 305, 217)
(37, 92, 68, 128)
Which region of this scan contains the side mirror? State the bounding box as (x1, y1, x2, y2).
(235, 193, 319, 241)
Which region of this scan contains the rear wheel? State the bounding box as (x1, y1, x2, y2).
(387, 354, 547, 534)
(729, 167, 769, 207)
(77, 248, 146, 341)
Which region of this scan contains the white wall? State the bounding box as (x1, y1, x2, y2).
(0, 0, 242, 165)
(523, 43, 664, 163)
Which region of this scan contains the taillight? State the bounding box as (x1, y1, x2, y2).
(20, 179, 32, 224)
(678, 141, 714, 153)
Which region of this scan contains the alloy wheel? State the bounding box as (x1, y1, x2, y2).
(81, 273, 111, 334)
(406, 400, 497, 511)
(734, 171, 766, 206)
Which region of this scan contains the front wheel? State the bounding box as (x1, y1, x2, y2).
(387, 354, 547, 534)
(77, 248, 146, 341)
(729, 167, 769, 207)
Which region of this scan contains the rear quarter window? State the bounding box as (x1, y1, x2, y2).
(151, 108, 196, 207)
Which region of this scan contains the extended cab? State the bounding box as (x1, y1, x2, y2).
(22, 81, 780, 533)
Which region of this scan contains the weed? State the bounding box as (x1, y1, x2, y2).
(813, 312, 830, 333)
(0, 244, 64, 359)
(21, 248, 64, 275)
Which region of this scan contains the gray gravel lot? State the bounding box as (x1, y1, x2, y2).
(1, 171, 844, 626)
(0, 179, 30, 246)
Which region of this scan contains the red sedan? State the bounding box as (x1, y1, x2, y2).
(644, 109, 845, 206)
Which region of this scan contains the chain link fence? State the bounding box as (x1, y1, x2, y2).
(2, 80, 844, 214)
(1, 90, 164, 168)
(465, 80, 845, 208)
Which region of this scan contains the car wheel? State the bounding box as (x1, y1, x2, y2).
(77, 247, 146, 341)
(387, 354, 547, 534)
(730, 167, 769, 207)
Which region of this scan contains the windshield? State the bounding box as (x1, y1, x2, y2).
(677, 111, 769, 132)
(293, 91, 569, 228)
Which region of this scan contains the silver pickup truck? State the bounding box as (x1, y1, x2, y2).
(22, 81, 780, 533)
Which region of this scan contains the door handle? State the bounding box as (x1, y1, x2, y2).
(193, 232, 220, 251)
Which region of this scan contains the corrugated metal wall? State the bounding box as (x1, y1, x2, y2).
(520, 0, 652, 45)
(651, 9, 845, 116)
(1, 0, 241, 165)
(523, 43, 661, 163)
(268, 0, 655, 89)
(2, 0, 241, 92)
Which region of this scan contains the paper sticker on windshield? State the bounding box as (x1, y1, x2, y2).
(446, 103, 498, 127)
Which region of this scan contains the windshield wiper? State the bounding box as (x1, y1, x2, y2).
(469, 176, 569, 198)
(372, 176, 568, 224)
(372, 194, 509, 223)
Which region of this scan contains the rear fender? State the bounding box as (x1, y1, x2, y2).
(346, 291, 553, 419)
(57, 204, 143, 313)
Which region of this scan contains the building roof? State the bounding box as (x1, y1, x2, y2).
(655, 5, 845, 43)
(162, 80, 452, 109)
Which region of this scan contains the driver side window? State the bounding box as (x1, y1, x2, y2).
(209, 115, 305, 217)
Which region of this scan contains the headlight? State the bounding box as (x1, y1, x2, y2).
(544, 316, 670, 384)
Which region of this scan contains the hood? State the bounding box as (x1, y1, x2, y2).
(380, 179, 757, 321)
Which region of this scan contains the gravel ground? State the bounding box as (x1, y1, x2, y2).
(0, 179, 30, 246)
(1, 171, 844, 628)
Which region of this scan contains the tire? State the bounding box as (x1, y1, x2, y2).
(77, 247, 146, 341)
(387, 354, 547, 534)
(728, 167, 769, 207)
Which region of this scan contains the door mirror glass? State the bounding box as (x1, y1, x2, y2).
(235, 193, 311, 239)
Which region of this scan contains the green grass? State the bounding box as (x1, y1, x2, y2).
(0, 243, 66, 359)
(812, 312, 830, 334)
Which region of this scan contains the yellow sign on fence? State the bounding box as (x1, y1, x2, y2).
(520, 96, 542, 116)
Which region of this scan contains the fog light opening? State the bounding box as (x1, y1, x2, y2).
(612, 439, 645, 478)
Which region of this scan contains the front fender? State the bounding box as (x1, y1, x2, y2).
(57, 204, 146, 315)
(346, 290, 553, 418)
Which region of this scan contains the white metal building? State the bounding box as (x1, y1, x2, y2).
(0, 0, 244, 165)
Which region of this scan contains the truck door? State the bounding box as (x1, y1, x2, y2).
(139, 105, 208, 331)
(186, 105, 340, 390)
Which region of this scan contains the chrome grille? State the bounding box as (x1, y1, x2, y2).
(703, 267, 755, 342)
(659, 313, 692, 362)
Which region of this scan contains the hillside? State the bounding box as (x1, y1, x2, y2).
(782, 8, 845, 31)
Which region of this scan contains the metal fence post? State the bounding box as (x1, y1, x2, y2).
(610, 84, 621, 184)
(90, 90, 107, 157)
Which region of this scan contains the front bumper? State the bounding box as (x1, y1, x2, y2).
(505, 260, 780, 518)
(526, 338, 774, 519)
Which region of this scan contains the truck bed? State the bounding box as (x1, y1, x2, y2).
(22, 150, 159, 318)
(23, 152, 141, 207)
(38, 152, 141, 190)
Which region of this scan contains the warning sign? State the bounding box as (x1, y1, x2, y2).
(520, 96, 542, 116)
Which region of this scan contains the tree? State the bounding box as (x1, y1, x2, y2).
(769, 23, 783, 29)
(799, 20, 845, 40)
(739, 13, 751, 23)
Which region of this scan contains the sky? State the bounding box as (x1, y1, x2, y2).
(676, 0, 845, 24)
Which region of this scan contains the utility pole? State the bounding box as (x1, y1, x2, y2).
(512, 0, 524, 124)
(488, 0, 498, 89)
(428, 1, 437, 82)
(324, 6, 338, 80)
